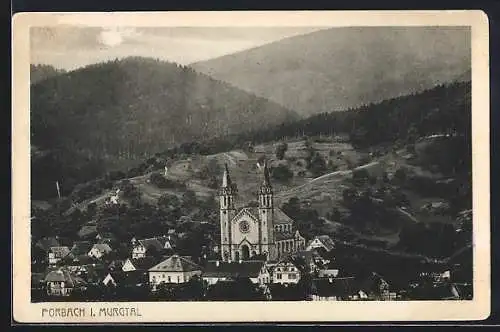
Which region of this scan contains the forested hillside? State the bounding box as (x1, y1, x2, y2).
(30, 64, 66, 84)
(192, 27, 470, 117)
(31, 79, 472, 260)
(189, 81, 471, 174)
(30, 57, 298, 199)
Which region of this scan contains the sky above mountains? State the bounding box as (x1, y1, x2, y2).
(30, 26, 326, 70)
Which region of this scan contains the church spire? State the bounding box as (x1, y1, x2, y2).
(222, 163, 232, 188)
(261, 160, 272, 189)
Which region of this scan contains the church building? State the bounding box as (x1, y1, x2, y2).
(219, 161, 306, 262)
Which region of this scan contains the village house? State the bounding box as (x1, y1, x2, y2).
(102, 270, 147, 288)
(122, 256, 159, 273)
(131, 238, 165, 259)
(160, 235, 177, 250)
(202, 260, 270, 286)
(88, 243, 113, 259)
(270, 259, 301, 285)
(48, 246, 71, 265)
(44, 268, 86, 296)
(306, 235, 335, 252)
(293, 250, 330, 273)
(318, 267, 340, 278)
(62, 255, 98, 271)
(148, 255, 202, 290)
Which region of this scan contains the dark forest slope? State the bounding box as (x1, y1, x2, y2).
(31, 57, 298, 199)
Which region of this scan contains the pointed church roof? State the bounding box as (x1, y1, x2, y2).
(222, 163, 233, 188)
(261, 160, 272, 188)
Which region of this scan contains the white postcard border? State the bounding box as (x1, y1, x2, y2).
(12, 10, 490, 323)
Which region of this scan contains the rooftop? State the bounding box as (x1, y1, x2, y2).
(49, 246, 71, 258)
(149, 255, 201, 272)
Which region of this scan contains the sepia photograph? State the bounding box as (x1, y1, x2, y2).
(12, 10, 490, 323)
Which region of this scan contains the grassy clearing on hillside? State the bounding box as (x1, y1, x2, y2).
(59, 136, 463, 256)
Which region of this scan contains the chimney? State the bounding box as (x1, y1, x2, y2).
(216, 260, 220, 267)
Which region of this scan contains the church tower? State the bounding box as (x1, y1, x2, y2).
(258, 160, 275, 260)
(219, 163, 237, 262)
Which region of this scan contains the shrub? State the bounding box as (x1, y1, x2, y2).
(271, 165, 293, 182)
(275, 142, 288, 160)
(308, 152, 327, 177)
(352, 168, 370, 185)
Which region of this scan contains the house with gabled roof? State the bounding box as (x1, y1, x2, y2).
(293, 249, 330, 273)
(318, 268, 340, 279)
(48, 246, 71, 265)
(269, 256, 301, 285)
(88, 243, 112, 259)
(102, 270, 147, 288)
(131, 238, 165, 259)
(61, 254, 98, 270)
(157, 235, 178, 250)
(44, 268, 86, 296)
(306, 235, 335, 252)
(148, 255, 202, 290)
(122, 257, 160, 273)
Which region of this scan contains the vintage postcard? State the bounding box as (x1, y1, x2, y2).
(12, 10, 490, 323)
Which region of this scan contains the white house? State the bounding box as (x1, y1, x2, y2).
(44, 268, 85, 296)
(102, 271, 146, 288)
(122, 257, 159, 272)
(306, 235, 335, 252)
(48, 246, 71, 265)
(148, 255, 202, 290)
(131, 238, 164, 259)
(318, 268, 340, 278)
(88, 243, 112, 259)
(271, 260, 301, 285)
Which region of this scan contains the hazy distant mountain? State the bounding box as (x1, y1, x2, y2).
(191, 27, 471, 116)
(30, 64, 66, 84)
(30, 57, 298, 199)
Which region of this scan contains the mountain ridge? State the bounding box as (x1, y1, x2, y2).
(30, 56, 299, 199)
(191, 27, 471, 117)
